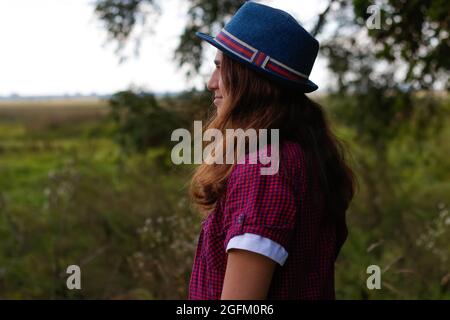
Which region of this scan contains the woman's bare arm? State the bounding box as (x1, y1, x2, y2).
(221, 248, 276, 300)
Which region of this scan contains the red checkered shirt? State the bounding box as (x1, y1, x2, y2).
(188, 141, 348, 299)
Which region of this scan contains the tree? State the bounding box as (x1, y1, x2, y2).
(94, 0, 244, 76)
(109, 90, 182, 153)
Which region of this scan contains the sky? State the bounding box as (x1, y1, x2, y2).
(0, 0, 330, 97)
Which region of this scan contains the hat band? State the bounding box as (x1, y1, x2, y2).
(215, 29, 309, 82)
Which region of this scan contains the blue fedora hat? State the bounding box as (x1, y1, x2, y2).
(196, 1, 319, 92)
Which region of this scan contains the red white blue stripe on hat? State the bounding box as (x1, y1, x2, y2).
(215, 29, 309, 82)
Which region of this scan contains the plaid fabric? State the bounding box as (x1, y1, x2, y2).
(188, 141, 348, 300)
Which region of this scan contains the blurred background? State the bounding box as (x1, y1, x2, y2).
(0, 0, 448, 299)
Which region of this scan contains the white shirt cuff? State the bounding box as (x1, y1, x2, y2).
(226, 233, 289, 266)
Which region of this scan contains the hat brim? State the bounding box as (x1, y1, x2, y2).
(195, 32, 318, 93)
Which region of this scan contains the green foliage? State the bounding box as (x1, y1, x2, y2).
(94, 0, 246, 76)
(94, 0, 160, 62)
(0, 102, 200, 298)
(108, 90, 183, 154)
(0, 156, 198, 299)
(330, 94, 450, 299)
(327, 89, 445, 149)
(352, 0, 449, 88)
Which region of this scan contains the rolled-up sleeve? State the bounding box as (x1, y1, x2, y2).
(226, 233, 289, 265)
(223, 158, 298, 262)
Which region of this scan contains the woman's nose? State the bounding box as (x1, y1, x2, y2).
(207, 72, 219, 92)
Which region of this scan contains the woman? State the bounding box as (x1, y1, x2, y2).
(188, 2, 355, 300)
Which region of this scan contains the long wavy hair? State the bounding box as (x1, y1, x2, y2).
(189, 53, 356, 221)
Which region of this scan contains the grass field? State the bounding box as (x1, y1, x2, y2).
(0, 99, 116, 210)
(0, 98, 198, 299)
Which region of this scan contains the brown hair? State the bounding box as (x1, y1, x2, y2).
(189, 54, 356, 221)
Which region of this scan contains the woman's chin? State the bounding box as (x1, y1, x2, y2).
(214, 98, 223, 107)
